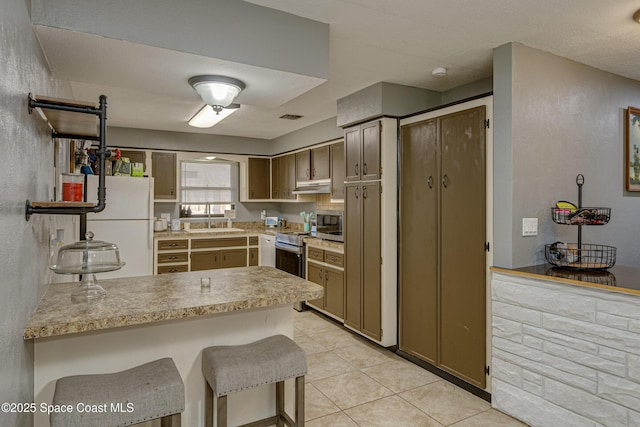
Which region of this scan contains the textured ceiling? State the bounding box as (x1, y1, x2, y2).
(34, 0, 640, 140)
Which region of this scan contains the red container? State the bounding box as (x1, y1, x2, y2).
(62, 174, 84, 202)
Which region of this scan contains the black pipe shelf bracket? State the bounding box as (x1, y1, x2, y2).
(25, 93, 110, 222)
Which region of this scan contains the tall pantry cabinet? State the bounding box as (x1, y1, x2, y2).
(343, 118, 397, 347)
(398, 102, 489, 389)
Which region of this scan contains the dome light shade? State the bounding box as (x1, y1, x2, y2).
(189, 75, 245, 113)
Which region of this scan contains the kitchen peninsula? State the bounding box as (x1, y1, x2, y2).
(490, 265, 640, 427)
(25, 266, 323, 427)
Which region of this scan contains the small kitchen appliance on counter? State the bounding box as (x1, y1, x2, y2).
(265, 216, 279, 227)
(50, 232, 125, 302)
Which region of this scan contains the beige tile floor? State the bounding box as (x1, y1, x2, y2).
(294, 309, 528, 427)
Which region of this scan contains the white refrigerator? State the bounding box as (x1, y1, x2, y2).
(86, 175, 154, 279)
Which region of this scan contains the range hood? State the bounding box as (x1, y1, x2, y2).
(292, 179, 331, 194)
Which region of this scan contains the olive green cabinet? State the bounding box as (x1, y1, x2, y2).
(344, 181, 381, 340)
(151, 152, 177, 200)
(330, 142, 345, 199)
(248, 157, 271, 199)
(306, 246, 345, 320)
(344, 121, 380, 182)
(271, 154, 296, 200)
(296, 146, 331, 182)
(399, 105, 487, 388)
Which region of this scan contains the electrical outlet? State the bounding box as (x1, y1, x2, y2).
(522, 218, 538, 236)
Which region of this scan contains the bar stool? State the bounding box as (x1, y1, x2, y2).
(202, 335, 307, 427)
(50, 357, 184, 427)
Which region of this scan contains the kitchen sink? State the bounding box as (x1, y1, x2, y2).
(186, 228, 245, 233)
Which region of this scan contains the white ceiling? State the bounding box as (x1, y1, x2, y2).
(34, 0, 640, 140)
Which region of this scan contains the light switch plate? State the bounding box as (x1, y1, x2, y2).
(522, 218, 538, 236)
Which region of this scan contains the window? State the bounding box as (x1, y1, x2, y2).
(180, 160, 235, 217)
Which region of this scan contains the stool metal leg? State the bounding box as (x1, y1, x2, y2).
(295, 376, 305, 426)
(276, 381, 285, 427)
(217, 394, 228, 427)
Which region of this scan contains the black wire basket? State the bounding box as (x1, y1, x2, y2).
(545, 242, 616, 270)
(551, 207, 611, 225)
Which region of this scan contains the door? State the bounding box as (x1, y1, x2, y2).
(285, 154, 296, 199)
(399, 119, 439, 364)
(361, 121, 381, 181)
(296, 150, 311, 181)
(248, 158, 270, 199)
(271, 156, 281, 199)
(152, 152, 176, 200)
(191, 251, 220, 271)
(438, 106, 486, 387)
(220, 249, 247, 268)
(344, 183, 362, 330)
(311, 145, 330, 180)
(306, 263, 325, 308)
(361, 181, 381, 340)
(324, 266, 344, 318)
(330, 142, 345, 199)
(344, 126, 361, 182)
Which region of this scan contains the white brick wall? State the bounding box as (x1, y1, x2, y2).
(492, 272, 640, 427)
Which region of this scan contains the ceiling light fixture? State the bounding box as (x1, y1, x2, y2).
(188, 75, 246, 114)
(431, 67, 447, 77)
(634, 9, 640, 23)
(188, 103, 239, 128)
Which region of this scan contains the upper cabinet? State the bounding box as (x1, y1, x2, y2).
(330, 141, 345, 200)
(271, 154, 296, 200)
(296, 146, 331, 182)
(247, 157, 271, 200)
(345, 121, 381, 182)
(152, 152, 177, 201)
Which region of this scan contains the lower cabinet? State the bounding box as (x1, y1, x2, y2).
(345, 181, 381, 340)
(155, 235, 258, 274)
(306, 245, 344, 320)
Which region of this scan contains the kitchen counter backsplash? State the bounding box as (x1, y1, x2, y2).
(153, 221, 304, 237)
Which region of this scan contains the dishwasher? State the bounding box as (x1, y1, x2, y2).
(259, 234, 275, 267)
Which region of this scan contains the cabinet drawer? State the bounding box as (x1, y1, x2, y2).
(158, 239, 188, 250)
(157, 265, 188, 274)
(191, 237, 247, 249)
(308, 247, 324, 262)
(157, 252, 188, 264)
(248, 236, 259, 246)
(324, 251, 344, 268)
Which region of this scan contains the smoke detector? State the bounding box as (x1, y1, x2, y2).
(431, 67, 447, 77)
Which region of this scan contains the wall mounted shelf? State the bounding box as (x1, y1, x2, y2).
(25, 94, 109, 227)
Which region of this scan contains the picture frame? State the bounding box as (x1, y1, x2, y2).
(626, 106, 640, 191)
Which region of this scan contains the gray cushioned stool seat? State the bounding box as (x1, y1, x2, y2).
(51, 357, 184, 427)
(202, 334, 307, 427)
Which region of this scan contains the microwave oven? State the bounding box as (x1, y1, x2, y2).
(311, 210, 343, 242)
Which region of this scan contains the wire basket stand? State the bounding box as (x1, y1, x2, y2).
(545, 174, 616, 270)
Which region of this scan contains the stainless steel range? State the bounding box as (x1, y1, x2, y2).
(275, 231, 308, 311)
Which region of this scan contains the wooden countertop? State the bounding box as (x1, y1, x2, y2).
(491, 264, 640, 296)
(24, 266, 323, 340)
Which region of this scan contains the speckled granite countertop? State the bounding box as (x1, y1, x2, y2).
(304, 237, 344, 252)
(153, 226, 291, 238)
(24, 266, 323, 340)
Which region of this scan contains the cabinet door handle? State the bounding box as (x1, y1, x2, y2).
(168, 256, 178, 260)
(442, 174, 449, 188)
(355, 186, 359, 199)
(306, 168, 310, 178)
(354, 163, 359, 176)
(318, 270, 323, 280)
(325, 270, 328, 280)
(168, 243, 179, 247)
(427, 176, 434, 189)
(363, 162, 367, 175)
(363, 185, 368, 199)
